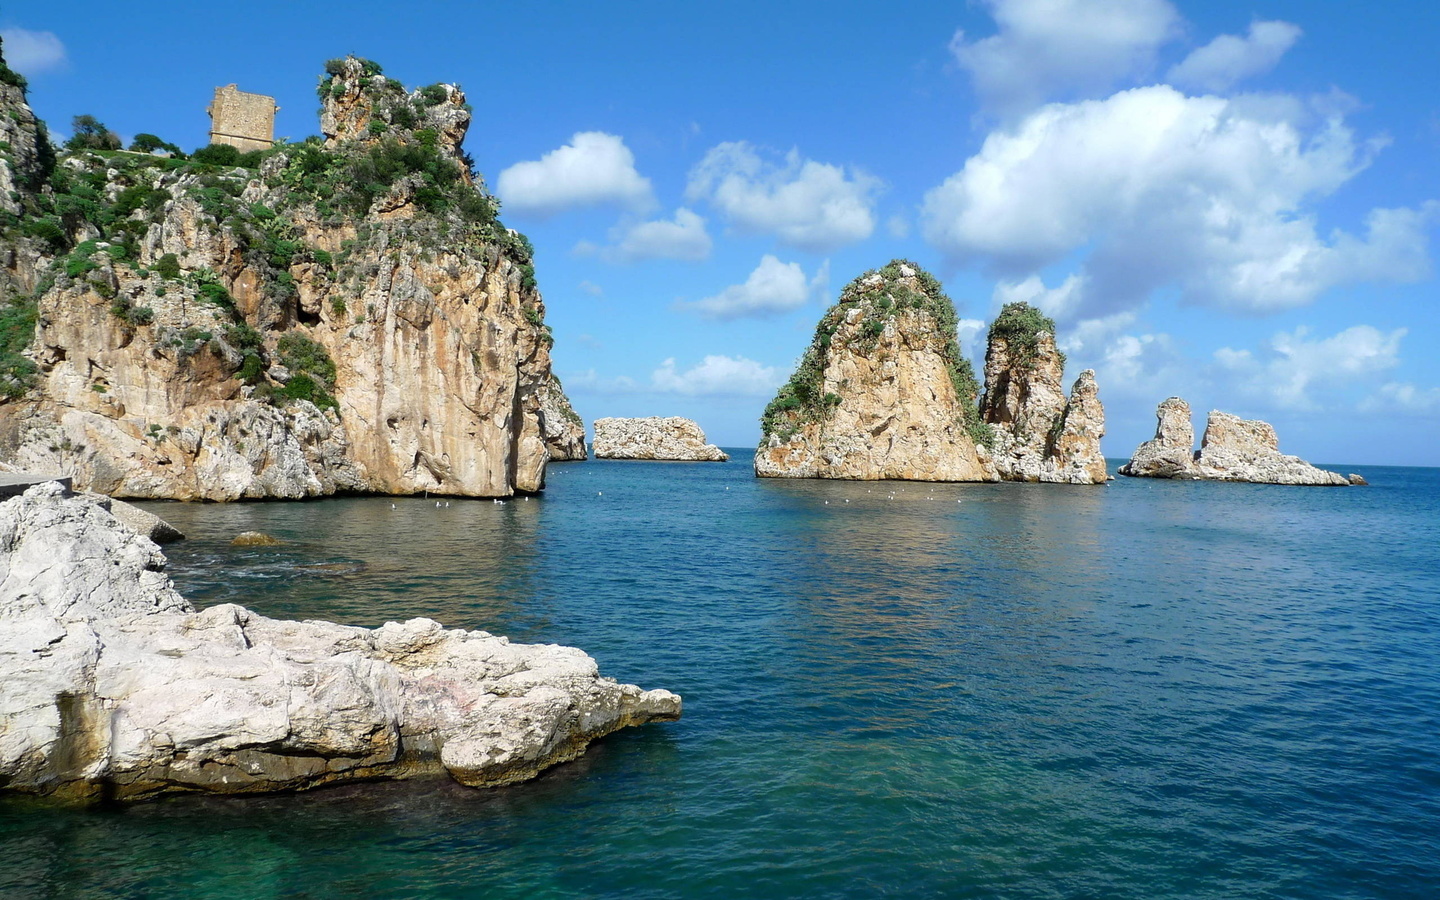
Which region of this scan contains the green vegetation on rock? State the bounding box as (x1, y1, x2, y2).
(987, 301, 1064, 372)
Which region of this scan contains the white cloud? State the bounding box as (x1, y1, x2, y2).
(680, 255, 826, 321)
(1361, 382, 1440, 415)
(496, 132, 654, 218)
(992, 273, 1088, 321)
(0, 28, 66, 75)
(685, 142, 880, 252)
(651, 355, 783, 397)
(594, 208, 712, 263)
(1168, 20, 1302, 93)
(578, 280, 603, 296)
(921, 86, 1434, 317)
(562, 369, 639, 394)
(1213, 324, 1405, 409)
(950, 0, 1181, 117)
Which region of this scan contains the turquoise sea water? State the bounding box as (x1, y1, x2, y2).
(3, 458, 1439, 899)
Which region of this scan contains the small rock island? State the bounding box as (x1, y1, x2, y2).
(0, 483, 680, 802)
(755, 260, 1106, 483)
(1120, 397, 1363, 486)
(593, 417, 728, 461)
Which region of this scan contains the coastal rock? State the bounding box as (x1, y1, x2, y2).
(594, 417, 727, 461)
(1119, 399, 1354, 485)
(979, 304, 1107, 484)
(77, 491, 184, 543)
(0, 55, 581, 500)
(0, 483, 681, 802)
(231, 530, 281, 546)
(756, 261, 993, 482)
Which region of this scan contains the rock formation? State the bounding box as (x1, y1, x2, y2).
(0, 482, 680, 802)
(755, 264, 1105, 484)
(978, 303, 1107, 484)
(593, 417, 727, 461)
(0, 53, 583, 499)
(756, 262, 992, 481)
(1120, 398, 1357, 485)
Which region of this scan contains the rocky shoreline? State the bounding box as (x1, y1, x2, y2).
(0, 482, 679, 802)
(593, 417, 728, 461)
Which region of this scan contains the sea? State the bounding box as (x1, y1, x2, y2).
(2, 456, 1438, 899)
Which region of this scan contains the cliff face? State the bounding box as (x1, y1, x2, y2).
(1120, 398, 1356, 485)
(537, 374, 587, 461)
(755, 261, 993, 481)
(594, 417, 727, 461)
(0, 55, 583, 499)
(979, 304, 1107, 484)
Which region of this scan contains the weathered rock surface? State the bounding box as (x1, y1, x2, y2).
(0, 483, 680, 802)
(594, 417, 727, 461)
(979, 307, 1107, 484)
(77, 491, 184, 543)
(756, 262, 993, 482)
(1120, 398, 1354, 485)
(0, 54, 582, 499)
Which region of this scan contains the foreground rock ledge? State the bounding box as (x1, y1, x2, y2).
(593, 417, 728, 461)
(0, 483, 680, 802)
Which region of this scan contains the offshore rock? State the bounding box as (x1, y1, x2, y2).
(979, 306, 1106, 484)
(1120, 399, 1354, 485)
(0, 483, 681, 802)
(0, 55, 581, 499)
(756, 261, 993, 481)
(594, 417, 727, 461)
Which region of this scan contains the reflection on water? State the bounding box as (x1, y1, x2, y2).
(3, 459, 1439, 899)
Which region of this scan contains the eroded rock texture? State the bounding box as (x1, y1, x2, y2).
(593, 417, 727, 461)
(0, 483, 680, 802)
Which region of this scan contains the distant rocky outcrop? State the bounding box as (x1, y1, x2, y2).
(593, 417, 727, 461)
(0, 482, 680, 802)
(754, 263, 1105, 484)
(978, 304, 1107, 484)
(1120, 398, 1358, 485)
(0, 53, 581, 499)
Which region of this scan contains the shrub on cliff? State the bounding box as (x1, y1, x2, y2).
(987, 302, 1063, 372)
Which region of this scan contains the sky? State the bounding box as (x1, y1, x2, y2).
(4, 0, 1438, 465)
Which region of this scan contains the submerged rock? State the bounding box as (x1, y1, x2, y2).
(230, 530, 282, 546)
(593, 417, 727, 461)
(0, 484, 680, 801)
(1120, 398, 1355, 486)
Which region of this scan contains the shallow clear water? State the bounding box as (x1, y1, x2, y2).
(4, 459, 1439, 899)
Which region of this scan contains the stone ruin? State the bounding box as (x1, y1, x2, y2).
(206, 84, 279, 152)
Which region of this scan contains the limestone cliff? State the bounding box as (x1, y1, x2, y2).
(0, 482, 680, 801)
(0, 54, 584, 499)
(1120, 398, 1358, 485)
(594, 417, 728, 461)
(979, 303, 1107, 484)
(756, 261, 993, 481)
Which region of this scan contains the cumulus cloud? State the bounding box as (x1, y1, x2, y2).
(680, 255, 827, 321)
(992, 273, 1088, 321)
(685, 142, 880, 252)
(651, 355, 783, 396)
(1213, 324, 1406, 409)
(496, 132, 654, 218)
(0, 28, 66, 75)
(589, 208, 712, 263)
(950, 0, 1181, 117)
(1168, 20, 1302, 93)
(922, 86, 1434, 317)
(1360, 382, 1440, 415)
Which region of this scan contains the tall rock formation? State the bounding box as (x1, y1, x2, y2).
(1120, 398, 1357, 485)
(0, 55, 584, 499)
(0, 482, 680, 801)
(594, 416, 727, 461)
(755, 261, 993, 481)
(979, 303, 1107, 484)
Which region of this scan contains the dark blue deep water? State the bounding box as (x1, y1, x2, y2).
(4, 458, 1439, 898)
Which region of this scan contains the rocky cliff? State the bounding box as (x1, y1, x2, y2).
(0, 54, 583, 499)
(979, 303, 1107, 484)
(0, 482, 680, 801)
(755, 264, 1105, 484)
(1120, 398, 1359, 485)
(593, 416, 727, 461)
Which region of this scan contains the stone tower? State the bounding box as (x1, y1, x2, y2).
(206, 85, 279, 152)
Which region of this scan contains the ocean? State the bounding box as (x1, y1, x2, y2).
(3, 457, 1438, 899)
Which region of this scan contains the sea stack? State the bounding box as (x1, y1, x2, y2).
(593, 416, 727, 461)
(0, 55, 581, 499)
(0, 482, 681, 802)
(755, 261, 992, 481)
(1120, 398, 1358, 485)
(979, 303, 1107, 484)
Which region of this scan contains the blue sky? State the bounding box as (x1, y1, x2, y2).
(4, 1, 1438, 464)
